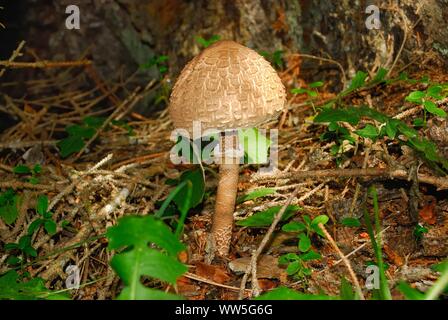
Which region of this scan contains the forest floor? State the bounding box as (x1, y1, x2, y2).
(0, 45, 447, 300)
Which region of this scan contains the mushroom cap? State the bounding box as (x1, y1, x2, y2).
(169, 40, 286, 136)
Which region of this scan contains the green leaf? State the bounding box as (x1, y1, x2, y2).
(427, 86, 443, 100)
(172, 169, 204, 211)
(66, 124, 95, 139)
(44, 220, 57, 235)
(236, 205, 301, 227)
(238, 128, 271, 164)
(57, 136, 85, 158)
(32, 164, 42, 174)
(311, 215, 329, 226)
(117, 286, 182, 300)
(339, 277, 356, 300)
(314, 108, 360, 125)
(341, 217, 361, 227)
(372, 67, 388, 83)
(309, 81, 324, 88)
(27, 219, 43, 235)
(291, 88, 307, 95)
(282, 221, 307, 233)
(237, 188, 276, 204)
(28, 177, 39, 185)
(0, 270, 69, 300)
(195, 35, 221, 48)
(348, 71, 368, 90)
(298, 233, 311, 252)
(424, 100, 447, 117)
(397, 282, 425, 300)
(83, 116, 106, 129)
(355, 124, 379, 139)
(311, 215, 329, 237)
(13, 165, 31, 174)
(6, 255, 21, 266)
(405, 91, 425, 103)
(300, 250, 322, 261)
(106, 215, 187, 300)
(286, 261, 301, 275)
(0, 190, 19, 224)
(36, 195, 48, 216)
(413, 118, 425, 127)
(255, 287, 335, 300)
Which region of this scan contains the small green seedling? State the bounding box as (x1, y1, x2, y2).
(13, 164, 42, 184)
(140, 55, 169, 74)
(195, 35, 221, 48)
(27, 195, 57, 236)
(0, 188, 20, 224)
(57, 116, 106, 158)
(279, 214, 329, 279)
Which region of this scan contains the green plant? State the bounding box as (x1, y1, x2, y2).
(0, 188, 20, 224)
(13, 164, 42, 184)
(57, 116, 105, 158)
(314, 105, 448, 173)
(405, 84, 447, 119)
(291, 81, 324, 98)
(0, 270, 68, 300)
(279, 215, 329, 279)
(259, 50, 284, 69)
(27, 195, 57, 236)
(140, 55, 169, 74)
(106, 215, 187, 300)
(363, 186, 392, 300)
(195, 35, 221, 48)
(236, 205, 301, 228)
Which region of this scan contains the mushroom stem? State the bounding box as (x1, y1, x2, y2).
(211, 133, 240, 257)
(212, 162, 239, 257)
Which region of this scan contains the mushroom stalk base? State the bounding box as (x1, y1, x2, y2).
(211, 162, 239, 257)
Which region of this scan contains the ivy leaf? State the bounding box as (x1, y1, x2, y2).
(107, 215, 187, 300)
(236, 205, 301, 227)
(237, 188, 276, 204)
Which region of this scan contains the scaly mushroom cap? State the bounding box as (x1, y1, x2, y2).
(169, 40, 286, 135)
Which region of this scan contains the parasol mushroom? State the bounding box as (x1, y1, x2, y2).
(168, 40, 286, 258)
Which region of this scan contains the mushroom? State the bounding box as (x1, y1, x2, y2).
(168, 40, 286, 257)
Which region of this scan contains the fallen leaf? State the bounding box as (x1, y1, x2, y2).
(195, 262, 230, 284)
(229, 255, 286, 280)
(383, 244, 404, 266)
(419, 196, 437, 225)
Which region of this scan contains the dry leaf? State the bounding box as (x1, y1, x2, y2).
(195, 262, 230, 284)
